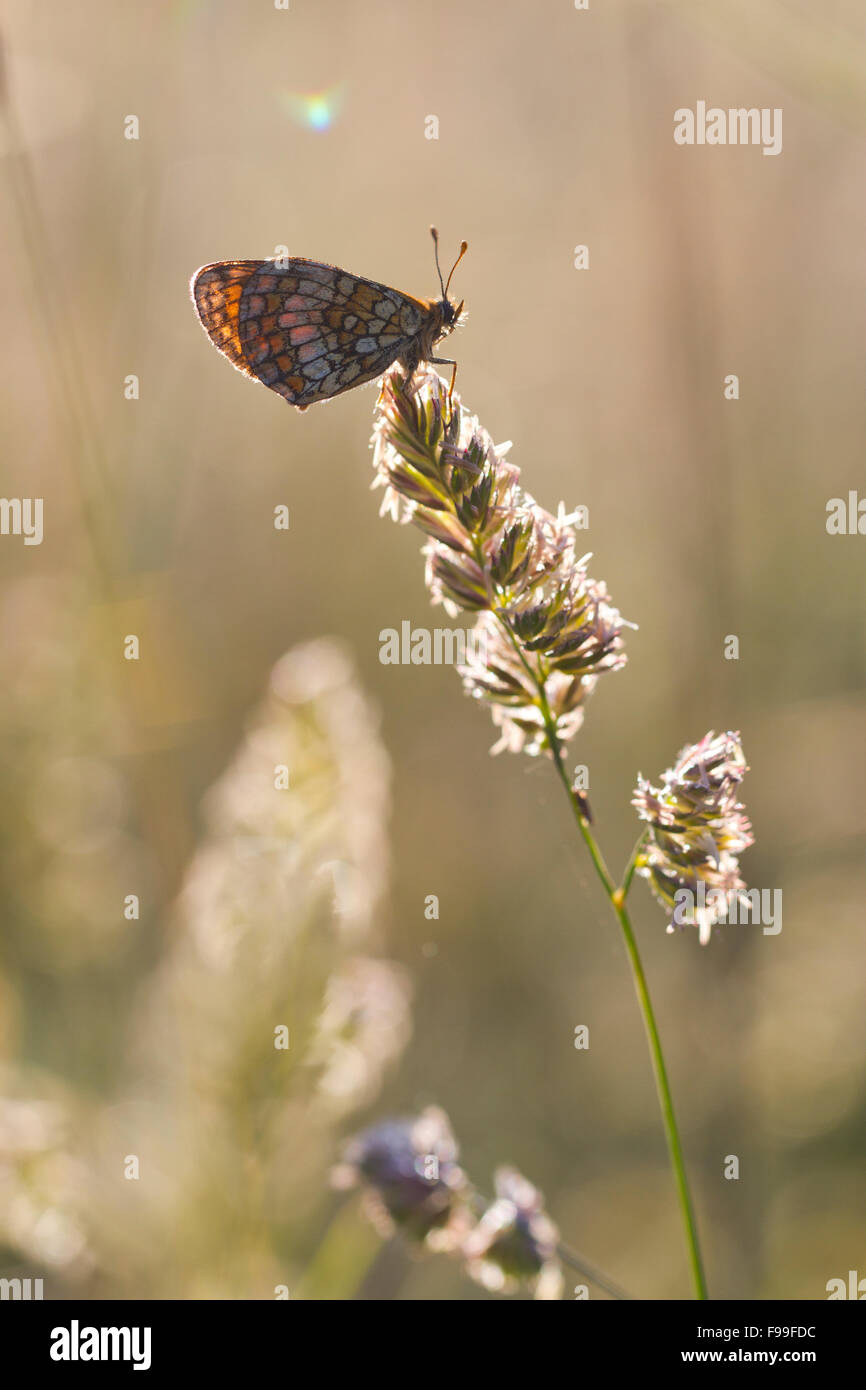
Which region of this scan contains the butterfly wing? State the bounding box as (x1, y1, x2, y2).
(191, 261, 262, 375)
(191, 259, 430, 408)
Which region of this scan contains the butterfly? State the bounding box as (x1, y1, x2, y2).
(190, 228, 467, 412)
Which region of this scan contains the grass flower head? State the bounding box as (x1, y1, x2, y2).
(632, 730, 754, 944)
(372, 368, 631, 757)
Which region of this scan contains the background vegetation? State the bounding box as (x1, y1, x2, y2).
(1, 0, 865, 1298)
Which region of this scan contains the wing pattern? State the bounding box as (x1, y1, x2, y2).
(191, 258, 431, 408)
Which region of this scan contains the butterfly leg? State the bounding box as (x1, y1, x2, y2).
(429, 355, 458, 414)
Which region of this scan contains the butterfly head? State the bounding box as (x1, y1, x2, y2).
(430, 227, 467, 328)
(440, 295, 465, 329)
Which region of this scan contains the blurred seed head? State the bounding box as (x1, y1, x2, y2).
(334, 1106, 470, 1249)
(98, 642, 408, 1294)
(0, 1085, 92, 1280)
(178, 638, 390, 974)
(463, 1166, 564, 1300)
(140, 641, 399, 1096)
(339, 1106, 568, 1297)
(309, 956, 412, 1114)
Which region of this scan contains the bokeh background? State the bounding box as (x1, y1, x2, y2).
(1, 0, 865, 1299)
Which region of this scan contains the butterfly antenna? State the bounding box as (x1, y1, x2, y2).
(430, 225, 447, 298)
(444, 240, 468, 298)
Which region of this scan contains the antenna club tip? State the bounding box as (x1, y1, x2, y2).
(430, 225, 439, 240)
(460, 240, 468, 253)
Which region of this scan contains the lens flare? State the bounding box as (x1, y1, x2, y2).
(279, 85, 344, 132)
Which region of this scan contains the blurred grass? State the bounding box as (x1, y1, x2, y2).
(1, 0, 865, 1299)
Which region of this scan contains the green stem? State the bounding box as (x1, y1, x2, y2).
(555, 1239, 634, 1301)
(621, 829, 649, 898)
(434, 421, 706, 1299)
(607, 882, 708, 1301)
(543, 719, 708, 1301)
(297, 1201, 385, 1300)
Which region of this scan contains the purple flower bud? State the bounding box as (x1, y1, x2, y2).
(333, 1106, 470, 1247)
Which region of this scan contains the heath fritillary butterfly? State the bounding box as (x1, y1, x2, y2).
(190, 228, 467, 412)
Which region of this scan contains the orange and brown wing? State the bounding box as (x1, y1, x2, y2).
(191, 258, 430, 409)
(191, 261, 262, 375)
